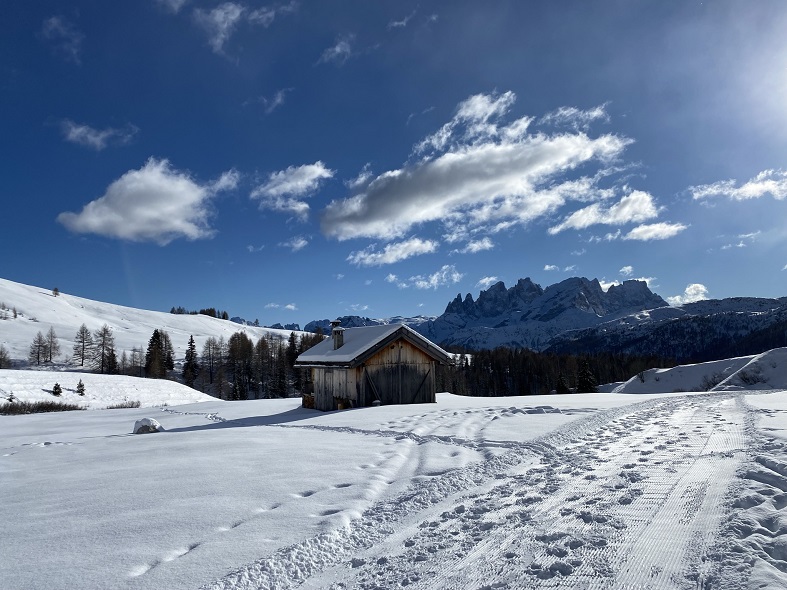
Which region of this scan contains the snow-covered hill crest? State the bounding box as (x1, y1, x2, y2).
(0, 277, 301, 366)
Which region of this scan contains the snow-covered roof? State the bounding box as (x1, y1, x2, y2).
(295, 324, 453, 367)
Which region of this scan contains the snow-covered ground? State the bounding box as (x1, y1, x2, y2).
(0, 277, 299, 366)
(4, 371, 787, 589)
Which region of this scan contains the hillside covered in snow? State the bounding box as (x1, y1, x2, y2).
(0, 277, 301, 367)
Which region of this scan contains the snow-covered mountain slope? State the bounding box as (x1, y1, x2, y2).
(414, 277, 670, 350)
(0, 277, 300, 366)
(0, 369, 215, 408)
(611, 347, 787, 394)
(303, 314, 434, 334)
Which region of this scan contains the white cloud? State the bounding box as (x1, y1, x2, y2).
(599, 279, 620, 291)
(335, 273, 344, 280)
(60, 120, 138, 150)
(317, 35, 353, 65)
(782, 264, 787, 271)
(57, 158, 235, 244)
(549, 190, 659, 234)
(247, 88, 293, 114)
(623, 222, 687, 241)
(721, 241, 746, 250)
(321, 91, 631, 242)
(411, 265, 464, 290)
(364, 279, 373, 285)
(452, 237, 494, 255)
(538, 104, 610, 131)
(251, 161, 333, 220)
(690, 169, 787, 201)
(544, 264, 559, 271)
(476, 276, 499, 289)
(345, 164, 373, 189)
(348, 303, 369, 312)
(247, 244, 264, 252)
(264, 303, 280, 309)
(155, 0, 190, 13)
(248, 1, 297, 26)
(265, 302, 297, 310)
(278, 236, 309, 252)
(667, 283, 709, 306)
(385, 273, 408, 289)
(40, 16, 84, 64)
(564, 265, 576, 272)
(388, 9, 417, 29)
(620, 265, 634, 276)
(571, 248, 586, 256)
(283, 303, 297, 311)
(193, 3, 246, 53)
(347, 237, 438, 266)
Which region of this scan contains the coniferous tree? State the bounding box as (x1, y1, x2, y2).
(28, 331, 48, 366)
(52, 382, 62, 396)
(92, 324, 116, 374)
(556, 372, 571, 395)
(0, 344, 11, 368)
(182, 335, 199, 388)
(76, 379, 85, 396)
(576, 360, 598, 393)
(161, 331, 175, 372)
(201, 336, 220, 385)
(72, 324, 93, 367)
(46, 326, 61, 363)
(145, 329, 166, 378)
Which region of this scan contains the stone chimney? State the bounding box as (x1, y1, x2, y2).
(330, 319, 344, 350)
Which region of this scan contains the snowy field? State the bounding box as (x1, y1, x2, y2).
(4, 369, 787, 589)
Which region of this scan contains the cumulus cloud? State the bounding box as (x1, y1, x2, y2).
(548, 190, 659, 234)
(40, 16, 84, 64)
(476, 276, 499, 289)
(60, 120, 138, 150)
(251, 161, 333, 220)
(544, 264, 559, 271)
(690, 169, 787, 201)
(622, 222, 687, 241)
(599, 279, 620, 291)
(620, 265, 633, 276)
(278, 236, 309, 252)
(345, 164, 373, 189)
(538, 104, 610, 131)
(57, 158, 236, 244)
(321, 91, 630, 242)
(667, 283, 709, 306)
(317, 35, 353, 65)
(347, 237, 438, 267)
(452, 237, 494, 255)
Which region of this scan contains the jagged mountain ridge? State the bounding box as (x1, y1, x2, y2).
(303, 277, 787, 360)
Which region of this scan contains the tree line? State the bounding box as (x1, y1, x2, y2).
(435, 347, 677, 396)
(169, 306, 230, 320)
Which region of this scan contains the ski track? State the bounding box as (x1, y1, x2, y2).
(189, 392, 761, 590)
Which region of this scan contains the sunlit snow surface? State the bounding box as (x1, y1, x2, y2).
(4, 371, 787, 589)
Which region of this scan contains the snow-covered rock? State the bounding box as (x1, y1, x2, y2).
(133, 417, 163, 434)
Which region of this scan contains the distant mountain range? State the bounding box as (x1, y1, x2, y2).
(305, 277, 787, 361)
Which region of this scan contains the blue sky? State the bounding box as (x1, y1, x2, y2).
(2, 0, 786, 327)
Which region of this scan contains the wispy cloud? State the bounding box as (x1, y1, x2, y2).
(40, 16, 84, 64)
(345, 163, 373, 189)
(667, 283, 709, 306)
(385, 265, 464, 290)
(619, 265, 633, 276)
(155, 0, 190, 13)
(247, 244, 264, 252)
(544, 265, 559, 271)
(347, 237, 438, 266)
(278, 236, 309, 252)
(388, 8, 418, 29)
(57, 158, 238, 244)
(265, 302, 298, 310)
(348, 303, 369, 312)
(194, 1, 296, 54)
(538, 104, 610, 131)
(548, 190, 659, 234)
(476, 276, 499, 289)
(60, 120, 138, 150)
(251, 161, 333, 220)
(452, 237, 494, 255)
(321, 91, 630, 242)
(690, 169, 787, 201)
(317, 35, 354, 65)
(246, 88, 293, 114)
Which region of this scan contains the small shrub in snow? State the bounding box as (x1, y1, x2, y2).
(738, 368, 767, 386)
(106, 400, 141, 409)
(700, 372, 724, 391)
(76, 379, 85, 396)
(0, 400, 83, 415)
(52, 383, 62, 396)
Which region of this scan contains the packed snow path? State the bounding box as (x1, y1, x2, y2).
(203, 393, 753, 590)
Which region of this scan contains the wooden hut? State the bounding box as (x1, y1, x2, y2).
(295, 322, 454, 411)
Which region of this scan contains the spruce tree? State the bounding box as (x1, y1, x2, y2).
(52, 382, 62, 396)
(182, 335, 199, 387)
(76, 379, 85, 396)
(0, 344, 11, 369)
(576, 360, 598, 393)
(145, 330, 165, 378)
(556, 372, 571, 395)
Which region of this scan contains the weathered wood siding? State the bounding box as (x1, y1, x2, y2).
(311, 367, 358, 411)
(360, 340, 435, 406)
